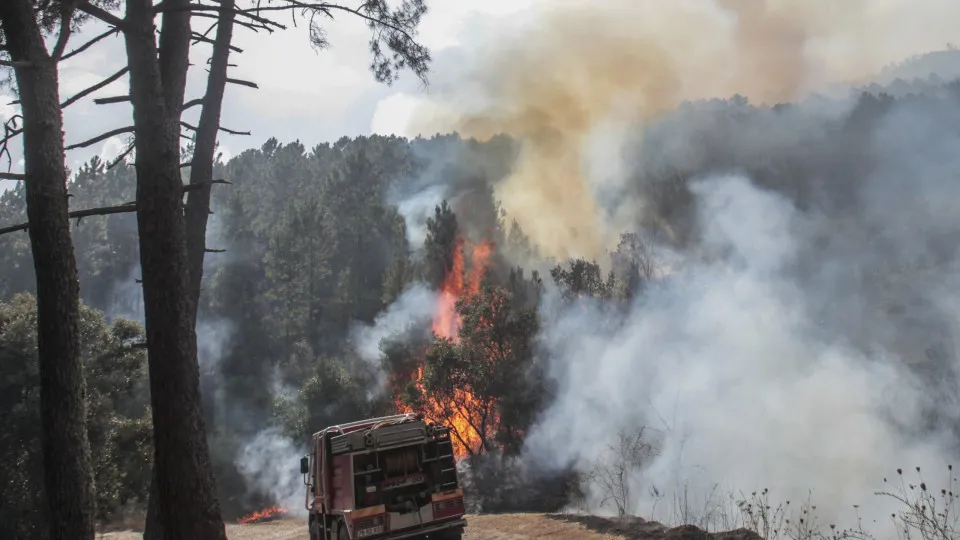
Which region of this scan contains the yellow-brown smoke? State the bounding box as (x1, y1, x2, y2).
(409, 0, 960, 260)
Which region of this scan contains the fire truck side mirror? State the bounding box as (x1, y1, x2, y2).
(300, 455, 309, 475)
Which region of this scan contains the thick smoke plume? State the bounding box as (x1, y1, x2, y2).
(526, 174, 953, 527)
(408, 0, 960, 261)
(366, 0, 960, 532)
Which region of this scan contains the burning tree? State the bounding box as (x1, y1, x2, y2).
(405, 337, 497, 458)
(395, 227, 541, 459)
(397, 235, 494, 457)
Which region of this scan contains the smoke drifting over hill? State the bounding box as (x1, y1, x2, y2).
(527, 173, 956, 525)
(380, 0, 960, 530)
(406, 0, 960, 261)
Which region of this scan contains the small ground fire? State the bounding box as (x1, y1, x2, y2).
(237, 505, 288, 524)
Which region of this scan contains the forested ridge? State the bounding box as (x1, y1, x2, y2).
(5, 68, 960, 538)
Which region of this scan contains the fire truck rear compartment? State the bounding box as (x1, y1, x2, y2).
(310, 416, 465, 537)
(353, 437, 458, 513)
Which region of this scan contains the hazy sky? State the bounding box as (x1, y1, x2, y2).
(0, 0, 539, 192)
(2, 0, 956, 196)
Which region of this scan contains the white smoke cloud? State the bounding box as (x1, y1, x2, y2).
(235, 426, 307, 516)
(197, 318, 236, 373)
(349, 283, 438, 391)
(525, 175, 953, 531)
(233, 365, 308, 516)
(391, 184, 449, 249)
(105, 265, 145, 323)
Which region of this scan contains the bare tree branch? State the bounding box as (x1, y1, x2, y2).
(61, 67, 129, 109)
(180, 121, 249, 136)
(155, 2, 285, 31)
(61, 27, 121, 62)
(226, 77, 257, 89)
(187, 12, 269, 32)
(0, 202, 137, 236)
(50, 4, 78, 61)
(0, 115, 23, 170)
(215, 125, 249, 135)
(190, 32, 243, 53)
(182, 178, 231, 192)
(65, 126, 135, 150)
(248, 1, 416, 43)
(94, 95, 130, 105)
(77, 1, 127, 30)
(182, 97, 204, 110)
(0, 172, 25, 180)
(204, 248, 226, 253)
(106, 142, 136, 170)
(198, 19, 219, 39)
(0, 177, 230, 236)
(0, 59, 32, 68)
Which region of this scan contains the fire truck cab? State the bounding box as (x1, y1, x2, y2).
(300, 413, 467, 540)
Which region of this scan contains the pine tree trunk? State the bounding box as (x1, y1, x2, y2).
(185, 0, 235, 324)
(142, 472, 163, 540)
(144, 4, 236, 537)
(0, 2, 96, 539)
(123, 0, 226, 538)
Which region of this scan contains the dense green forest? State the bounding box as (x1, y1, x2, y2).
(4, 77, 960, 537)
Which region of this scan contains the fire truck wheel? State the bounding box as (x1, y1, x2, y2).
(438, 528, 463, 540)
(308, 517, 321, 540)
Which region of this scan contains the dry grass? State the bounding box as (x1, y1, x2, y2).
(97, 519, 306, 540)
(466, 513, 634, 539)
(95, 513, 637, 540)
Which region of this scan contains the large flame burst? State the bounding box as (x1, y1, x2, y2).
(433, 238, 493, 340)
(396, 237, 500, 460)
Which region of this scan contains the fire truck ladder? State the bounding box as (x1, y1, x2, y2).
(322, 413, 419, 436)
(429, 436, 458, 489)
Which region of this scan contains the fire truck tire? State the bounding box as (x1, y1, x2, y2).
(440, 528, 463, 540)
(308, 517, 322, 540)
(427, 529, 462, 540)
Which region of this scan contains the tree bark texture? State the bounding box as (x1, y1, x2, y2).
(0, 1, 97, 539)
(143, 2, 234, 538)
(157, 0, 192, 116)
(123, 0, 227, 538)
(143, 469, 163, 540)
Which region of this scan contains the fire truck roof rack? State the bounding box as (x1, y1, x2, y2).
(317, 413, 421, 437)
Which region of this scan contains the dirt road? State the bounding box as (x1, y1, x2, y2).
(99, 514, 619, 539)
(98, 513, 760, 540)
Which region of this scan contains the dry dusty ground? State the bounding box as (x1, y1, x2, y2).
(97, 513, 761, 540)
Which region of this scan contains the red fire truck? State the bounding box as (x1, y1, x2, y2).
(300, 413, 467, 540)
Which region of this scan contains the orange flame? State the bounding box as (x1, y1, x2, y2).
(238, 505, 288, 524)
(396, 237, 499, 460)
(432, 238, 493, 340)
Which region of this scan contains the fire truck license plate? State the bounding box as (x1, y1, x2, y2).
(356, 525, 384, 537)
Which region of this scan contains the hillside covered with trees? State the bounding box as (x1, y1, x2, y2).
(4, 76, 960, 538)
